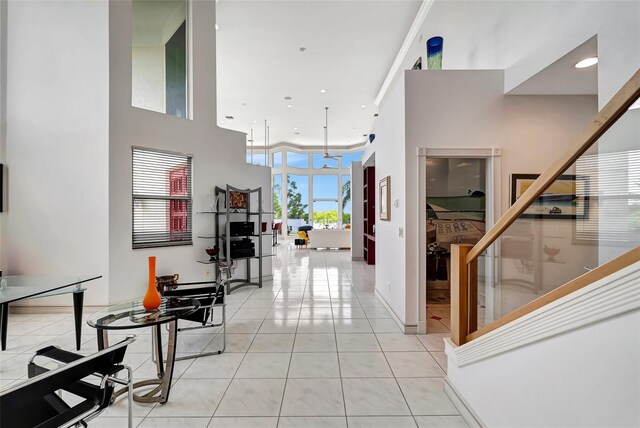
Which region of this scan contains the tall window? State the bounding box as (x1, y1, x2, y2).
(287, 174, 309, 228)
(246, 151, 267, 166)
(132, 147, 193, 249)
(273, 151, 282, 168)
(342, 174, 351, 225)
(287, 152, 309, 169)
(273, 174, 283, 220)
(313, 175, 339, 229)
(341, 151, 364, 167)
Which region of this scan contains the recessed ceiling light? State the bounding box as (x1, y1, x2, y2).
(242, 103, 247, 107)
(361, 105, 367, 108)
(299, 47, 307, 52)
(287, 105, 293, 108)
(253, 120, 258, 124)
(574, 57, 598, 69)
(294, 132, 300, 135)
(294, 127, 298, 130)
(284, 96, 292, 100)
(320, 89, 326, 93)
(215, 24, 219, 31)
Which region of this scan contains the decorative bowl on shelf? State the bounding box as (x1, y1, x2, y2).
(543, 245, 560, 262)
(206, 246, 219, 261)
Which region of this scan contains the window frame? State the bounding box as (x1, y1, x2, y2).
(132, 146, 194, 249)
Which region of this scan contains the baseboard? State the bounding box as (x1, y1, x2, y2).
(444, 377, 486, 428)
(374, 289, 417, 334)
(351, 257, 364, 261)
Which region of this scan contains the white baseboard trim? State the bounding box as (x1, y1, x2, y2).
(444, 377, 486, 428)
(351, 257, 364, 261)
(374, 288, 417, 334)
(452, 260, 640, 367)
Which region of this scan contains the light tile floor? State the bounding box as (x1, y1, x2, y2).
(0, 245, 467, 428)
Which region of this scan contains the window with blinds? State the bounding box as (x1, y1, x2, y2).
(575, 150, 640, 243)
(132, 147, 193, 249)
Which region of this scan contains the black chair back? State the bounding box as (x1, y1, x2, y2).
(0, 336, 135, 428)
(162, 281, 224, 324)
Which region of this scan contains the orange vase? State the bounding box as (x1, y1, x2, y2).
(143, 256, 161, 310)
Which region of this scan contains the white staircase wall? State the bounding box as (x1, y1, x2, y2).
(446, 261, 640, 427)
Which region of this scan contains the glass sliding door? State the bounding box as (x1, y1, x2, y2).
(313, 175, 339, 229)
(287, 174, 309, 234)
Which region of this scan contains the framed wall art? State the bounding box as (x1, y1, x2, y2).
(511, 174, 589, 220)
(379, 176, 391, 221)
(229, 191, 248, 209)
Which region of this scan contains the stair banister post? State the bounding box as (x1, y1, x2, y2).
(451, 244, 474, 346)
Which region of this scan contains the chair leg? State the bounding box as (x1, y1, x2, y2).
(125, 365, 133, 428)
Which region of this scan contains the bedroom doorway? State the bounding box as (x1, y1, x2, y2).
(425, 157, 488, 331)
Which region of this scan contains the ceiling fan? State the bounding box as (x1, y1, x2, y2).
(322, 107, 342, 167)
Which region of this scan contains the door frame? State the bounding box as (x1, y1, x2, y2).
(416, 147, 502, 334)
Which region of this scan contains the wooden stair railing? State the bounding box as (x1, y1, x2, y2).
(451, 68, 640, 346)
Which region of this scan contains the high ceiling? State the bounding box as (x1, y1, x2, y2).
(508, 36, 598, 95)
(216, 0, 421, 147)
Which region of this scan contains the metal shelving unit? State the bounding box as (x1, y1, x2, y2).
(197, 185, 273, 294)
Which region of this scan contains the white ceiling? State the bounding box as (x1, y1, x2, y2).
(508, 36, 598, 95)
(132, 0, 186, 47)
(215, 0, 421, 147)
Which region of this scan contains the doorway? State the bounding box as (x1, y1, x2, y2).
(422, 156, 493, 331)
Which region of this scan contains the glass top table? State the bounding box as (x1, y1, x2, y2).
(86, 297, 200, 330)
(0, 275, 101, 304)
(0, 275, 101, 351)
(86, 297, 200, 404)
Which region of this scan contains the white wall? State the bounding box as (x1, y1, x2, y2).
(109, 0, 272, 303)
(132, 46, 165, 114)
(447, 292, 640, 427)
(2, 0, 110, 305)
(0, 0, 271, 307)
(374, 73, 407, 324)
(385, 1, 640, 107)
(373, 69, 597, 328)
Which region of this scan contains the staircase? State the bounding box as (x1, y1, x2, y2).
(446, 69, 640, 427)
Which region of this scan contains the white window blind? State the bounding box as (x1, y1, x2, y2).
(575, 150, 640, 243)
(132, 147, 193, 249)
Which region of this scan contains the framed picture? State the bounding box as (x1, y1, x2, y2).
(511, 174, 589, 220)
(379, 176, 391, 221)
(229, 191, 248, 209)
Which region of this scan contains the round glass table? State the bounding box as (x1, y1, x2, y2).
(86, 297, 199, 404)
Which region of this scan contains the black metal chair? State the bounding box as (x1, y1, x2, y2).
(160, 279, 226, 361)
(0, 335, 136, 428)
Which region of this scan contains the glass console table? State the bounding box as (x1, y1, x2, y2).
(0, 275, 101, 351)
(86, 297, 199, 404)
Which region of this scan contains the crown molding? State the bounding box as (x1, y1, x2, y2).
(375, 0, 435, 106)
